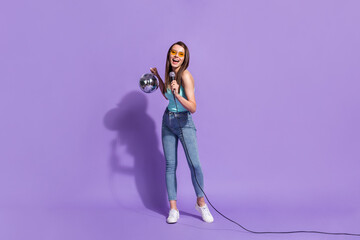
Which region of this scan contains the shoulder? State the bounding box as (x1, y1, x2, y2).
(182, 70, 194, 86)
(183, 70, 193, 79)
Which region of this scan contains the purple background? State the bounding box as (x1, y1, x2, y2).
(1, 0, 359, 239)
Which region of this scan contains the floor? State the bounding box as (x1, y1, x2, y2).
(2, 200, 359, 240)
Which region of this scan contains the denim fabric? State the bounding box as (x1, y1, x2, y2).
(161, 108, 205, 201)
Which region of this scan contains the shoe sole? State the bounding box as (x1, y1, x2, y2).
(166, 221, 177, 224)
(166, 218, 179, 224)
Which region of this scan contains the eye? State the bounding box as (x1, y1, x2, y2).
(178, 52, 185, 57)
(170, 50, 176, 55)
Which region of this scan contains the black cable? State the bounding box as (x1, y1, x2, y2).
(172, 93, 360, 237)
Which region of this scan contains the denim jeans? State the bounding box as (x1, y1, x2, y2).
(161, 108, 205, 201)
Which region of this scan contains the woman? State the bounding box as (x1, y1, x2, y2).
(150, 41, 214, 224)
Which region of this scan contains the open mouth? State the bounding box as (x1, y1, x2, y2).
(172, 58, 180, 64)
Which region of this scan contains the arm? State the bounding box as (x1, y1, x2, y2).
(150, 67, 168, 100)
(173, 70, 197, 114)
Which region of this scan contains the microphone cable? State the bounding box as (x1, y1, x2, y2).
(171, 93, 360, 237)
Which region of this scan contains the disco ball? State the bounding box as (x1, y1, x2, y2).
(139, 73, 158, 93)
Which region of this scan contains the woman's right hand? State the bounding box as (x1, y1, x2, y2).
(150, 67, 159, 77)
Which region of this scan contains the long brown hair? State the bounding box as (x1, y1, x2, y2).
(163, 41, 190, 94)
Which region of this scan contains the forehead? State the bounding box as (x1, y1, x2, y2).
(171, 44, 185, 52)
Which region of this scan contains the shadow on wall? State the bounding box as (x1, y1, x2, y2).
(103, 91, 168, 216)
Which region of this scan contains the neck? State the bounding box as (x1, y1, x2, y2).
(173, 67, 180, 73)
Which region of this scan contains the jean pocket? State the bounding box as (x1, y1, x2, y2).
(176, 115, 191, 128)
(186, 115, 197, 130)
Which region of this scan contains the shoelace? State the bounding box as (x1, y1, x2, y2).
(169, 210, 178, 218)
(199, 206, 211, 216)
(203, 207, 211, 217)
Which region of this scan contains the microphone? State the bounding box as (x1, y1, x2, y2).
(169, 71, 176, 95)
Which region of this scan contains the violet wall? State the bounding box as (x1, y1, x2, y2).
(1, 0, 359, 214)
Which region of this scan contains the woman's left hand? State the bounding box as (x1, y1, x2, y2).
(171, 80, 179, 96)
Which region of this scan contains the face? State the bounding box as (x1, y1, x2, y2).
(169, 44, 185, 70)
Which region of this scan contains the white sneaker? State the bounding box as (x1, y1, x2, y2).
(166, 209, 180, 224)
(195, 203, 214, 223)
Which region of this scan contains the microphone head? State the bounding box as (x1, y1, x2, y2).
(169, 71, 175, 78)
